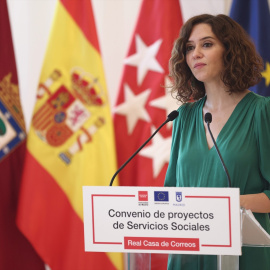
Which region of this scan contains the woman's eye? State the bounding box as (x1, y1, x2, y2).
(186, 45, 194, 52)
(203, 42, 212, 48)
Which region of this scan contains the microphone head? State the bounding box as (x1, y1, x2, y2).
(205, 112, 212, 124)
(167, 110, 179, 121)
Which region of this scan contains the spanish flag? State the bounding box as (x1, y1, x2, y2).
(17, 0, 122, 269)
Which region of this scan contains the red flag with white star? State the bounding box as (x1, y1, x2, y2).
(114, 2, 182, 267)
(114, 0, 183, 188)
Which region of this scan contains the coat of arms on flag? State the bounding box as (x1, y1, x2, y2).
(0, 73, 26, 161)
(32, 67, 106, 164)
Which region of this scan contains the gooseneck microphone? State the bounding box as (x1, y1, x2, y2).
(109, 110, 179, 186)
(204, 112, 232, 187)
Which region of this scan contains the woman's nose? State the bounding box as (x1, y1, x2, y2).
(192, 46, 202, 59)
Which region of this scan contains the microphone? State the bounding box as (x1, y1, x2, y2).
(204, 112, 232, 187)
(109, 110, 179, 186)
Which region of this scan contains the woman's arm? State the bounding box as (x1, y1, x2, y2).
(240, 193, 270, 213)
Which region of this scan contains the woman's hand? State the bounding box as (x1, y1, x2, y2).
(240, 193, 270, 213)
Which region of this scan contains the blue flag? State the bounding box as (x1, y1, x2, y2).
(154, 191, 169, 202)
(230, 0, 270, 96)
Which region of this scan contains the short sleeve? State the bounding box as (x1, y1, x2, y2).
(255, 97, 270, 199)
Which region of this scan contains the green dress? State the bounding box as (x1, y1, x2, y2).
(164, 92, 270, 270)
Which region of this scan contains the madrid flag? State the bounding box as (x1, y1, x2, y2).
(114, 1, 183, 268)
(17, 0, 122, 269)
(114, 0, 183, 187)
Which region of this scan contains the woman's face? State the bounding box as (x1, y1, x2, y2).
(185, 23, 225, 85)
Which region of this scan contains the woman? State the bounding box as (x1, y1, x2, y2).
(165, 14, 270, 269)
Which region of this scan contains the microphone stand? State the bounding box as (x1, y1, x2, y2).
(109, 110, 179, 186)
(205, 113, 232, 187)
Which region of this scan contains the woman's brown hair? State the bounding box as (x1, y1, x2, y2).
(169, 14, 264, 102)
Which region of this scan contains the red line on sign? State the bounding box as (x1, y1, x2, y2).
(91, 194, 135, 245)
(185, 196, 232, 248)
(201, 244, 231, 247)
(94, 242, 122, 245)
(185, 196, 230, 199)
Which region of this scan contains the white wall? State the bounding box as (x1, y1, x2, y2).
(7, 0, 270, 129)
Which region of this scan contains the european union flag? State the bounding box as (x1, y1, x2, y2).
(154, 191, 169, 202)
(230, 0, 270, 96)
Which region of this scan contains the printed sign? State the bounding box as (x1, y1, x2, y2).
(83, 186, 241, 255)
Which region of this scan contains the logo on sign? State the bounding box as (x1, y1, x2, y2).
(138, 191, 148, 201)
(138, 191, 148, 206)
(154, 191, 169, 202)
(176, 192, 182, 202)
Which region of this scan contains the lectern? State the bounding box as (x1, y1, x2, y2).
(83, 186, 270, 270)
(127, 208, 270, 270)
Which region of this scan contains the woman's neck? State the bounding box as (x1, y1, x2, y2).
(204, 82, 249, 112)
